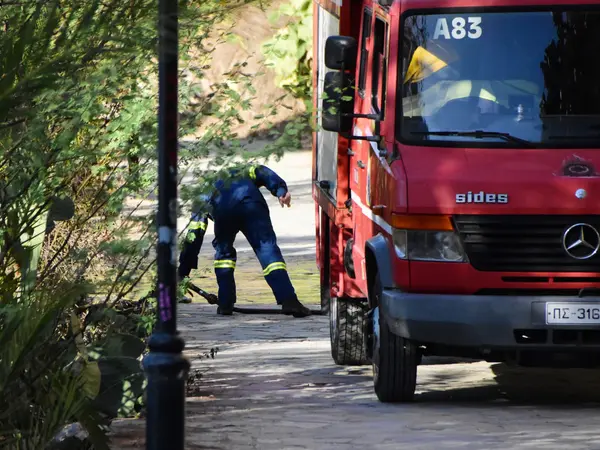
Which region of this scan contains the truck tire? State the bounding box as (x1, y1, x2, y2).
(371, 274, 418, 403)
(330, 297, 369, 366)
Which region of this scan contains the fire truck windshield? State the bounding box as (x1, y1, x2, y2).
(399, 10, 600, 148)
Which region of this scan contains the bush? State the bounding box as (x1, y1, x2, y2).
(0, 0, 304, 447)
(261, 0, 312, 100)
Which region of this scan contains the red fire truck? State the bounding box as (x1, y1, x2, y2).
(312, 0, 600, 403)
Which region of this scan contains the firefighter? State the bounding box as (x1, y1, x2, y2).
(178, 164, 312, 318)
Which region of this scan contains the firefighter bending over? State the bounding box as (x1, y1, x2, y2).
(178, 164, 312, 318)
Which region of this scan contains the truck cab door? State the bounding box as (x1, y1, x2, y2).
(349, 13, 390, 287)
(367, 16, 391, 217)
(347, 7, 374, 288)
(349, 6, 373, 192)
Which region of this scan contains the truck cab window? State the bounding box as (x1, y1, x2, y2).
(371, 17, 388, 114)
(399, 10, 600, 148)
(358, 9, 372, 96)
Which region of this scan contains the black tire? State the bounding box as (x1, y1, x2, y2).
(330, 296, 369, 366)
(371, 273, 418, 403)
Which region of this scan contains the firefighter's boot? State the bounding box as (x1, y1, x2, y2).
(281, 296, 311, 318)
(217, 305, 234, 316)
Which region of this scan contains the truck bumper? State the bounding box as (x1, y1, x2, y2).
(380, 290, 600, 349)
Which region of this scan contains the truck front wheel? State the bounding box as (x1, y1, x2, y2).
(371, 274, 418, 403)
(330, 297, 369, 366)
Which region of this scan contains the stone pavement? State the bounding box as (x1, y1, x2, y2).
(111, 304, 600, 450)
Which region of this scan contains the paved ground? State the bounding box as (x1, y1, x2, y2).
(111, 305, 600, 450)
(111, 150, 600, 449)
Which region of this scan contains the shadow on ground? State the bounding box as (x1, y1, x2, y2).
(418, 362, 600, 407)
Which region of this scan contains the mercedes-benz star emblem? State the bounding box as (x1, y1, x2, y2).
(563, 223, 600, 260)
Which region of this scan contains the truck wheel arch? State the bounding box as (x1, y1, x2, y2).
(365, 233, 394, 309)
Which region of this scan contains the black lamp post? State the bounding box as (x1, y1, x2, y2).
(142, 0, 189, 448)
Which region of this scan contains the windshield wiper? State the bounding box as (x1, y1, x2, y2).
(410, 130, 535, 147)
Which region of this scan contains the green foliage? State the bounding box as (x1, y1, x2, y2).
(0, 285, 111, 450)
(0, 284, 153, 448)
(261, 0, 312, 99)
(0, 0, 312, 445)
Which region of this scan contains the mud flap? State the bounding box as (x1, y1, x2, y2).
(365, 307, 379, 361)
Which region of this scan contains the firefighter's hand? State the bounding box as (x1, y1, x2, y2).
(278, 192, 292, 208)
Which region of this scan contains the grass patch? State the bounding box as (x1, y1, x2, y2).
(189, 253, 320, 306)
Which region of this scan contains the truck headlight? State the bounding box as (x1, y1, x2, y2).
(393, 229, 467, 262)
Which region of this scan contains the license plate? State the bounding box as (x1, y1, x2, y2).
(546, 303, 600, 325)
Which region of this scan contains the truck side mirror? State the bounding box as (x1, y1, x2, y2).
(322, 72, 355, 133)
(325, 36, 358, 71)
(321, 35, 382, 144)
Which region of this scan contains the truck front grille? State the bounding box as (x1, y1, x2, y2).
(453, 215, 600, 272)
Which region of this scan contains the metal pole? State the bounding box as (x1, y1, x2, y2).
(143, 0, 189, 447)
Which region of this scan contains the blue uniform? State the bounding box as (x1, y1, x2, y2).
(178, 165, 298, 309)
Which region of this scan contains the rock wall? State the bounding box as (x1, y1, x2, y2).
(184, 0, 308, 141)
